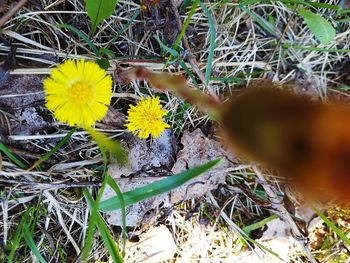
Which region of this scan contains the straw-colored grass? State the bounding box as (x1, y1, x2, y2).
(1, 0, 350, 262)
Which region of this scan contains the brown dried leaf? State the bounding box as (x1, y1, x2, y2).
(170, 128, 235, 203)
(221, 87, 350, 202)
(103, 128, 235, 226)
(101, 106, 126, 128)
(103, 129, 177, 226)
(117, 67, 350, 203)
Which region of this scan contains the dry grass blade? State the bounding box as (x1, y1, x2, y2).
(0, 0, 28, 28)
(253, 166, 317, 263)
(1, 0, 349, 261)
(0, 109, 10, 135)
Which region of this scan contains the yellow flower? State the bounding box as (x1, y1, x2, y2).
(125, 97, 170, 139)
(44, 59, 112, 127)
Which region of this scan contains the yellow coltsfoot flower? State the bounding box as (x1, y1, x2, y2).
(44, 59, 112, 127)
(125, 97, 170, 139)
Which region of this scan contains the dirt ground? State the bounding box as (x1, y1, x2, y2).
(1, 0, 350, 262)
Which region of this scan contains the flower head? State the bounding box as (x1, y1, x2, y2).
(44, 59, 112, 127)
(125, 97, 170, 139)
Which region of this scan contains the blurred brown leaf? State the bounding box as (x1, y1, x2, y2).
(222, 87, 350, 202)
(117, 67, 350, 202)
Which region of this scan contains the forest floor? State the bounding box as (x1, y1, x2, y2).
(1, 0, 350, 262)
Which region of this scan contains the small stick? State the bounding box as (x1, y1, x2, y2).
(169, 0, 213, 93)
(253, 166, 317, 263)
(0, 0, 29, 28)
(0, 178, 102, 188)
(264, 5, 298, 71)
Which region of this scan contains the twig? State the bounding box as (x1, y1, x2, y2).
(207, 192, 262, 259)
(1, 194, 8, 246)
(252, 166, 317, 263)
(169, 0, 214, 94)
(0, 178, 102, 188)
(264, 5, 298, 71)
(0, 174, 175, 189)
(0, 0, 29, 28)
(226, 184, 270, 207)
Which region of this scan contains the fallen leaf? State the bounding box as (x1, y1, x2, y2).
(103, 128, 235, 226)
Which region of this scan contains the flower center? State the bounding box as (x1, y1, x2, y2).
(69, 81, 93, 104)
(143, 111, 158, 124)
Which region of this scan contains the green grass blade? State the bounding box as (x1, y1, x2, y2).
(106, 176, 127, 258)
(338, 7, 350, 15)
(283, 44, 350, 52)
(301, 1, 339, 9)
(0, 143, 28, 169)
(241, 0, 339, 10)
(22, 221, 47, 263)
(313, 206, 350, 247)
(239, 0, 261, 6)
(82, 176, 109, 261)
(242, 233, 282, 259)
(179, 60, 199, 87)
(99, 159, 221, 212)
(97, 48, 116, 59)
(54, 24, 99, 55)
(29, 128, 76, 170)
(153, 35, 198, 85)
(85, 126, 127, 165)
(243, 214, 278, 235)
(8, 210, 28, 262)
(174, 0, 199, 49)
(83, 190, 123, 263)
(200, 2, 216, 85)
(83, 123, 125, 261)
(239, 6, 278, 36)
(336, 17, 350, 23)
(271, 0, 339, 10)
(154, 35, 180, 58)
(163, 0, 199, 68)
(107, 9, 140, 49)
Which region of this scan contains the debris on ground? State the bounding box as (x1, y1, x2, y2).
(104, 128, 235, 226)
